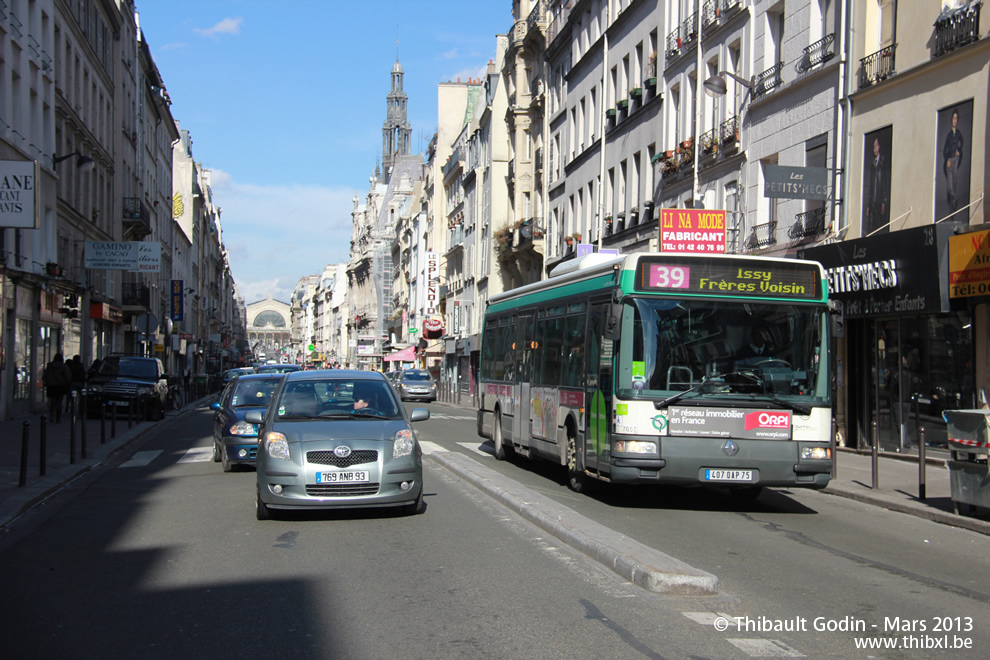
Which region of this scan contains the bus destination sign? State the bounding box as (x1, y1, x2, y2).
(636, 256, 823, 301)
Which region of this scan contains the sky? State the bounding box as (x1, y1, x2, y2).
(135, 1, 512, 305)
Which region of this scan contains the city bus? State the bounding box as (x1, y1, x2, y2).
(477, 252, 833, 498)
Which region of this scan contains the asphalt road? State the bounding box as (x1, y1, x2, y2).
(0, 404, 986, 659)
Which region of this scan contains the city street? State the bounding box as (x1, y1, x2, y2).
(0, 404, 987, 658)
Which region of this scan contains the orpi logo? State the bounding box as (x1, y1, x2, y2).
(744, 411, 791, 430)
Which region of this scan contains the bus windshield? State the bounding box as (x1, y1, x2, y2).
(617, 297, 829, 407)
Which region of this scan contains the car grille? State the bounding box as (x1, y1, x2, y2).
(306, 483, 380, 497)
(104, 382, 139, 397)
(307, 449, 378, 467)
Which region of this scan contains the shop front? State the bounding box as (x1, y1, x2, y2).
(803, 224, 974, 452)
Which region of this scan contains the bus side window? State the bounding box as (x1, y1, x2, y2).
(541, 317, 564, 386)
(563, 314, 586, 388)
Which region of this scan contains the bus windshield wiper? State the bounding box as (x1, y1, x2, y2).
(653, 371, 763, 409)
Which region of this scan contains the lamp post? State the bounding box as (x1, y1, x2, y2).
(692, 0, 704, 209)
(51, 151, 95, 172)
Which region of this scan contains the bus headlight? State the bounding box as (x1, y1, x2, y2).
(801, 447, 831, 460)
(615, 440, 656, 454)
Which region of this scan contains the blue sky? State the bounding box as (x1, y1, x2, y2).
(136, 1, 511, 304)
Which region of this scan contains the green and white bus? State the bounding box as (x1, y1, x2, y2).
(477, 252, 833, 498)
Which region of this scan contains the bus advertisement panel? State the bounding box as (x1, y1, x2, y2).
(477, 252, 832, 499)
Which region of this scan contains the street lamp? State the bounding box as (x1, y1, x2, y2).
(703, 70, 754, 100)
(52, 151, 96, 172)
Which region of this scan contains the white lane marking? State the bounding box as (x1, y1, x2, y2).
(456, 442, 491, 457)
(419, 441, 448, 455)
(429, 414, 474, 420)
(177, 447, 214, 463)
(119, 450, 162, 468)
(726, 639, 804, 657)
(682, 612, 739, 628)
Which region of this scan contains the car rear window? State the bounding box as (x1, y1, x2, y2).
(232, 379, 278, 407)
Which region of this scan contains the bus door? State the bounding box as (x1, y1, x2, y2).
(585, 303, 615, 476)
(515, 312, 536, 448)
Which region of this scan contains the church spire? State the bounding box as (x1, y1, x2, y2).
(382, 44, 412, 181)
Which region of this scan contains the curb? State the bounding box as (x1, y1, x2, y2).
(432, 451, 718, 595)
(822, 483, 990, 536)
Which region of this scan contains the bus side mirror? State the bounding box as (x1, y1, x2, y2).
(603, 303, 622, 340)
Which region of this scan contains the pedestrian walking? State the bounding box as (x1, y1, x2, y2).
(67, 355, 87, 413)
(42, 353, 72, 423)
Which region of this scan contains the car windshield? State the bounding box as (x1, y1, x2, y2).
(100, 358, 158, 380)
(402, 371, 431, 381)
(259, 365, 300, 373)
(231, 379, 278, 407)
(277, 379, 401, 419)
(616, 298, 830, 408)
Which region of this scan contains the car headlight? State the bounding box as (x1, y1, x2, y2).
(229, 421, 257, 436)
(615, 440, 657, 454)
(87, 384, 104, 394)
(136, 385, 153, 396)
(393, 429, 415, 458)
(265, 432, 290, 460)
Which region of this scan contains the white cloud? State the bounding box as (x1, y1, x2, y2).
(194, 17, 243, 37)
(205, 170, 354, 304)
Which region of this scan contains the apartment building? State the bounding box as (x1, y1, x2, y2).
(804, 0, 989, 451)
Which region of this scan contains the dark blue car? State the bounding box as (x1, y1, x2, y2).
(210, 374, 283, 471)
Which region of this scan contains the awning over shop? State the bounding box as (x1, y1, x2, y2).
(383, 345, 417, 362)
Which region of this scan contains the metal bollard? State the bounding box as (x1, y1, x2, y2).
(40, 415, 48, 476)
(871, 420, 879, 490)
(110, 402, 117, 439)
(918, 427, 927, 500)
(100, 399, 106, 443)
(80, 391, 88, 459)
(69, 395, 77, 465)
(127, 399, 134, 429)
(19, 420, 31, 487)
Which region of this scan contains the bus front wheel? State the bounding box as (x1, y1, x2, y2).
(566, 433, 589, 493)
(493, 412, 513, 461)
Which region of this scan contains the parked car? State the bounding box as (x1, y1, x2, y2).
(249, 370, 429, 520)
(257, 364, 302, 375)
(223, 367, 255, 385)
(396, 369, 438, 402)
(210, 373, 284, 472)
(85, 355, 169, 421)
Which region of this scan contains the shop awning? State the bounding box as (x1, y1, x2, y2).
(383, 345, 417, 362)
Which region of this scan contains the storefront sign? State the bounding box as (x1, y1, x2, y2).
(667, 406, 792, 440)
(948, 229, 990, 298)
(170, 280, 184, 321)
(0, 160, 39, 228)
(132, 241, 162, 272)
(85, 242, 141, 270)
(763, 165, 829, 200)
(659, 209, 726, 253)
(423, 317, 444, 339)
(801, 224, 952, 318)
(425, 251, 440, 315)
(90, 302, 123, 323)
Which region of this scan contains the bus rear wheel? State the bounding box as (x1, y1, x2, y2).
(493, 412, 512, 460)
(566, 433, 588, 493)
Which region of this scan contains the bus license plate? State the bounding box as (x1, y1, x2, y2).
(315, 471, 369, 484)
(705, 469, 753, 482)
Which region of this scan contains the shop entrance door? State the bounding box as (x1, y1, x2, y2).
(872, 320, 905, 452)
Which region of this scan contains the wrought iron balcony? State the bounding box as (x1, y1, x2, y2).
(934, 1, 982, 58)
(526, 0, 547, 36)
(122, 197, 151, 240)
(720, 115, 740, 146)
(681, 13, 698, 48)
(666, 27, 682, 60)
(752, 62, 784, 99)
(859, 45, 897, 88)
(122, 283, 150, 308)
(700, 129, 718, 157)
(789, 207, 827, 240)
(797, 34, 835, 73)
(746, 220, 778, 249)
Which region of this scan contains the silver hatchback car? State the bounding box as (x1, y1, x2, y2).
(247, 370, 429, 520)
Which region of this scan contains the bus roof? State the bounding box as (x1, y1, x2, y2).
(486, 252, 828, 312)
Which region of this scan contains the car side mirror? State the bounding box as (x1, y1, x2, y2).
(244, 410, 264, 424)
(209, 402, 221, 412)
(410, 408, 430, 422)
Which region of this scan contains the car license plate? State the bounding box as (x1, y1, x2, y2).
(704, 469, 753, 482)
(315, 470, 370, 484)
(110, 400, 131, 407)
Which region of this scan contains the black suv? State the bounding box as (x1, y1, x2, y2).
(86, 355, 169, 421)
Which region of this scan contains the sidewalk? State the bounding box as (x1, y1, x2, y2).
(2, 397, 988, 536)
(0, 399, 207, 529)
